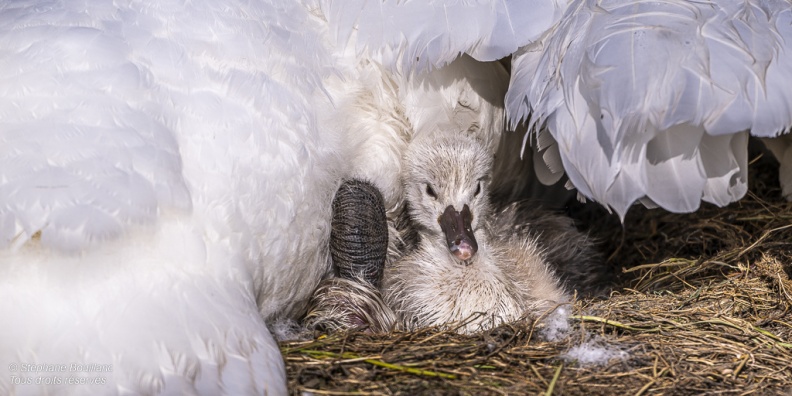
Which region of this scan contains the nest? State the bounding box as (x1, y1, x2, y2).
(280, 150, 792, 395)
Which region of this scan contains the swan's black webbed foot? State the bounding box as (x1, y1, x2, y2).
(304, 179, 393, 332)
(330, 179, 388, 287)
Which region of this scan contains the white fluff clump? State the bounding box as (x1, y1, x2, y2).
(563, 336, 628, 366)
(270, 318, 312, 342)
(537, 306, 629, 366)
(538, 305, 571, 342)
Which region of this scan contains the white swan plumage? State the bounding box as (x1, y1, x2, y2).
(508, 0, 792, 217)
(2, 1, 337, 394)
(320, 0, 565, 71)
(6, 0, 792, 393)
(0, 1, 509, 394)
(326, 0, 792, 217)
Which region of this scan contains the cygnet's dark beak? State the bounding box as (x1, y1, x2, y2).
(438, 204, 478, 261)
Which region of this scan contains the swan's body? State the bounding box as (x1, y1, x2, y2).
(0, 1, 510, 393)
(1, 1, 337, 393)
(383, 133, 603, 334)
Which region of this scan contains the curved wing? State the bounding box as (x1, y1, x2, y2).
(320, 0, 566, 71)
(508, 0, 792, 216)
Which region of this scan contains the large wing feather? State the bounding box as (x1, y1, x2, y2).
(508, 0, 792, 216)
(320, 0, 566, 71)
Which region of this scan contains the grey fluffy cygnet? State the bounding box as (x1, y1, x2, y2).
(383, 132, 609, 334)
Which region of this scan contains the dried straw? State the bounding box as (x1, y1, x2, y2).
(280, 151, 792, 395)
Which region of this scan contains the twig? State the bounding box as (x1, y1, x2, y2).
(571, 315, 660, 333)
(298, 349, 458, 379)
(545, 362, 563, 396)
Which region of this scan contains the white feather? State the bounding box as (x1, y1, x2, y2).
(508, 0, 792, 216)
(322, 0, 781, 214)
(0, 1, 512, 394)
(320, 0, 566, 71)
(0, 0, 334, 393)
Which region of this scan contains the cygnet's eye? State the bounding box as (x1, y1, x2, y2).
(425, 183, 438, 199)
(474, 181, 481, 197)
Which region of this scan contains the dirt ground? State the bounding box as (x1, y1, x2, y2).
(280, 147, 792, 395)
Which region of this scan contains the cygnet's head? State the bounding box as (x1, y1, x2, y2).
(403, 133, 493, 262)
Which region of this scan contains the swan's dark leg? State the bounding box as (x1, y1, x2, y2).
(304, 179, 393, 332)
(329, 179, 388, 288)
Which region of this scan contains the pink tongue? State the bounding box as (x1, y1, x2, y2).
(450, 240, 474, 261)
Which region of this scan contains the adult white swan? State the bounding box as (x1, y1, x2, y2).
(327, 0, 792, 217)
(1, 1, 334, 394)
(0, 0, 508, 394)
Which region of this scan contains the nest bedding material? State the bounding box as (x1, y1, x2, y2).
(280, 152, 792, 395)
